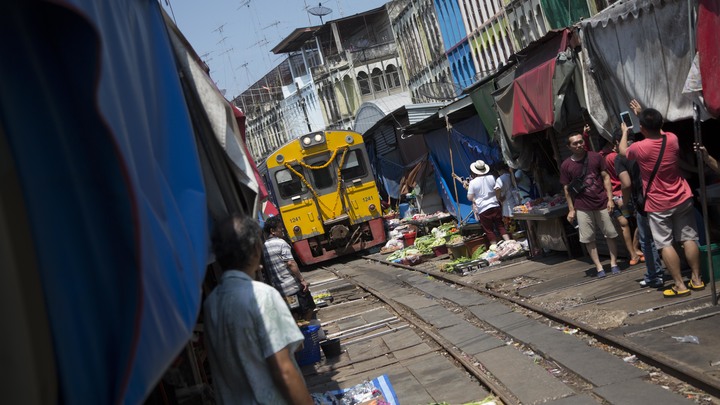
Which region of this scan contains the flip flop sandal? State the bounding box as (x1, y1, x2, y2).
(629, 257, 641, 266)
(663, 287, 691, 298)
(688, 280, 706, 291)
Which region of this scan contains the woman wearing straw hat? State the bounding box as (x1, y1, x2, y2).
(467, 160, 511, 244)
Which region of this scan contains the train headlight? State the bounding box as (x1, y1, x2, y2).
(293, 225, 301, 233)
(345, 135, 354, 144)
(300, 132, 327, 149)
(369, 204, 376, 211)
(275, 154, 284, 163)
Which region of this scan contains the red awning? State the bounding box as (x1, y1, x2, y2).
(699, 0, 720, 117)
(263, 200, 279, 217)
(496, 30, 569, 137)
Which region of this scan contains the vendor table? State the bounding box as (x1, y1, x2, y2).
(513, 206, 580, 259)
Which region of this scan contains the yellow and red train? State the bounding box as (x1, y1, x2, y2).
(264, 130, 386, 265)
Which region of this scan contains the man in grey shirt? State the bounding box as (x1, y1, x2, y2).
(204, 214, 312, 404)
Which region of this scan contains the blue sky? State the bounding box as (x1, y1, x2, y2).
(162, 0, 389, 99)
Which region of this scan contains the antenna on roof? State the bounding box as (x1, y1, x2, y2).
(308, 2, 332, 24)
(263, 21, 281, 30)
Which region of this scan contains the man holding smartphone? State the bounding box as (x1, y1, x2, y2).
(618, 106, 704, 297)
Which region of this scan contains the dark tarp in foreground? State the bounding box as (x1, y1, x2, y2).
(0, 0, 259, 403)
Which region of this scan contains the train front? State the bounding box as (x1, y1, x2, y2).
(265, 131, 386, 265)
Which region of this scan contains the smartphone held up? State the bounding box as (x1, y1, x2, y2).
(620, 111, 633, 129)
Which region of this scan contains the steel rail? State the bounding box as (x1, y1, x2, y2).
(324, 265, 521, 405)
(363, 255, 720, 399)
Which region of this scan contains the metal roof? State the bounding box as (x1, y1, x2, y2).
(271, 26, 321, 54)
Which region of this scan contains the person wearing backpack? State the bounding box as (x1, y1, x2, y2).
(560, 132, 620, 278)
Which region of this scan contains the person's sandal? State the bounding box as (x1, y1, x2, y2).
(629, 256, 641, 266)
(688, 280, 706, 291)
(663, 286, 691, 298)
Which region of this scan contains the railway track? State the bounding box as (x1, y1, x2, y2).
(307, 254, 720, 404)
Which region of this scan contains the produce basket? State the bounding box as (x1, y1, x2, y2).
(431, 244, 448, 256)
(295, 324, 322, 366)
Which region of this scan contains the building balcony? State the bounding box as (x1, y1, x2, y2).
(349, 42, 397, 64)
(310, 53, 348, 78)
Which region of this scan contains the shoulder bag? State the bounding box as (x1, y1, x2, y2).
(568, 154, 589, 197)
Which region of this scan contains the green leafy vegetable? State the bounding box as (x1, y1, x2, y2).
(471, 244, 487, 260)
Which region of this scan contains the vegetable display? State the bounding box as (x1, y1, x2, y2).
(441, 256, 472, 272)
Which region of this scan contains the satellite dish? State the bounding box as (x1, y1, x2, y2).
(308, 2, 332, 24)
(416, 82, 464, 101)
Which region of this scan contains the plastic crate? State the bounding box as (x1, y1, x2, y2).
(295, 324, 321, 366)
(447, 259, 488, 275)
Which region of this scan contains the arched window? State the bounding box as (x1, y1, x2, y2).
(385, 65, 401, 88)
(357, 71, 371, 95)
(371, 68, 385, 92)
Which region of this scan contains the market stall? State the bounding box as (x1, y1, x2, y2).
(380, 213, 529, 272)
(512, 195, 581, 259)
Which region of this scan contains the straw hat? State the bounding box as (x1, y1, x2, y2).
(470, 160, 490, 175)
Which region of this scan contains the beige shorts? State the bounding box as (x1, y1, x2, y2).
(648, 198, 698, 249)
(577, 209, 618, 243)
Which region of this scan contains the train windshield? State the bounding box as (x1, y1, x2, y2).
(275, 165, 307, 198)
(306, 154, 334, 190)
(340, 149, 366, 180)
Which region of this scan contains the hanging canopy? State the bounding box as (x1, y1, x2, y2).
(540, 0, 591, 29)
(698, 0, 720, 117)
(579, 0, 699, 134)
(233, 105, 268, 201)
(419, 114, 501, 223)
(469, 80, 500, 138)
(493, 30, 572, 137)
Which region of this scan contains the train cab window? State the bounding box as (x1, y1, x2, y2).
(309, 161, 334, 190)
(275, 166, 306, 198)
(305, 153, 334, 190)
(340, 150, 366, 180)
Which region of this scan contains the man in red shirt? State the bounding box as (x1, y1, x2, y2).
(619, 108, 703, 297)
(561, 133, 619, 278)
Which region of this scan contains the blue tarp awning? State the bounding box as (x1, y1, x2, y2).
(422, 115, 501, 224)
